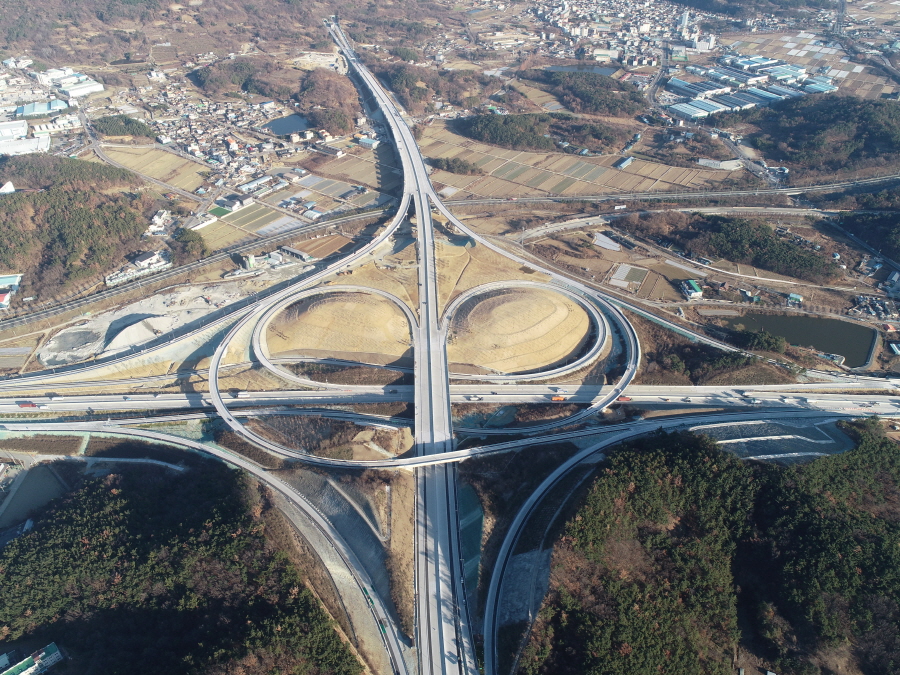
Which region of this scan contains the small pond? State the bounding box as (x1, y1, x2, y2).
(263, 114, 312, 135)
(724, 313, 876, 368)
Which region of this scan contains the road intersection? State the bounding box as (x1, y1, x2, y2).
(1, 18, 899, 675)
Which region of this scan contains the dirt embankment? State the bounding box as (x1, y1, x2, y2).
(247, 415, 410, 461)
(286, 363, 412, 386)
(458, 442, 580, 618)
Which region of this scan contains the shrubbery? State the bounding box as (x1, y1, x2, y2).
(93, 114, 154, 138)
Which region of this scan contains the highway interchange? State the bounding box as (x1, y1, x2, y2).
(2, 18, 900, 675)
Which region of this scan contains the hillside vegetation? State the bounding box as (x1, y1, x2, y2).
(455, 113, 628, 154)
(192, 57, 296, 99)
(93, 114, 155, 138)
(0, 458, 361, 674)
(672, 0, 834, 17)
(839, 212, 900, 262)
(722, 95, 900, 177)
(520, 70, 646, 117)
(617, 211, 841, 283)
(521, 421, 900, 675)
(0, 0, 464, 66)
(0, 155, 149, 296)
(368, 60, 492, 114)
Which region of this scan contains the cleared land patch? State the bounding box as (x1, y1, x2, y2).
(435, 235, 550, 312)
(102, 147, 207, 191)
(267, 292, 413, 365)
(447, 287, 590, 374)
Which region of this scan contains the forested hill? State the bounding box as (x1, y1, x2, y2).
(454, 113, 628, 154)
(0, 154, 139, 190)
(0, 155, 149, 297)
(520, 70, 646, 117)
(521, 421, 900, 675)
(721, 95, 900, 177)
(0, 457, 361, 675)
(670, 0, 835, 17)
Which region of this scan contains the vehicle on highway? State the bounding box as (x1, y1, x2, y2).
(616, 396, 633, 402)
(466, 395, 483, 401)
(234, 391, 250, 399)
(16, 402, 36, 408)
(551, 395, 567, 401)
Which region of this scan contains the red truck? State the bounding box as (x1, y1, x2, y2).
(616, 396, 633, 402)
(16, 402, 37, 408)
(551, 396, 567, 401)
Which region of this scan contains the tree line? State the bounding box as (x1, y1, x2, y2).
(520, 419, 900, 675)
(0, 456, 361, 675)
(617, 211, 840, 283)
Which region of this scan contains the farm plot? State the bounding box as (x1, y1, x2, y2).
(103, 147, 207, 191)
(221, 203, 284, 232)
(419, 123, 731, 199)
(196, 220, 250, 249)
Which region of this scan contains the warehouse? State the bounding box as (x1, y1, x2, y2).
(0, 120, 28, 139)
(59, 80, 105, 97)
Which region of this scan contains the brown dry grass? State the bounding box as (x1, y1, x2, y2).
(285, 363, 411, 386)
(267, 292, 412, 360)
(0, 435, 82, 455)
(447, 288, 589, 375)
(384, 470, 415, 637)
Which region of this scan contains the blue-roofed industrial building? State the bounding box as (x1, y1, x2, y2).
(668, 103, 709, 120)
(687, 98, 729, 114)
(15, 100, 68, 118)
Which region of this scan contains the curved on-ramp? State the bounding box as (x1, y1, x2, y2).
(250, 284, 418, 391)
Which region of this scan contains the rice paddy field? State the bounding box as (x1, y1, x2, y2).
(721, 31, 897, 99)
(102, 146, 209, 191)
(419, 122, 732, 200)
(313, 145, 404, 194)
